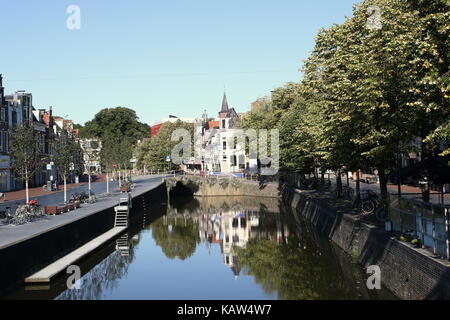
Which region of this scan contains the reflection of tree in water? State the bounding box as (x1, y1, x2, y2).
(234, 235, 358, 300)
(55, 241, 138, 300)
(151, 217, 200, 260)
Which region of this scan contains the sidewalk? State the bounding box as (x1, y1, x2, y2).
(2, 182, 88, 203)
(332, 176, 450, 205)
(0, 175, 166, 249)
(1, 174, 111, 203)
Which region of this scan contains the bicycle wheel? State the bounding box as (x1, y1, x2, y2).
(375, 207, 388, 222)
(360, 200, 375, 215)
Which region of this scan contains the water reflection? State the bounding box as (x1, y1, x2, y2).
(3, 196, 396, 300)
(55, 233, 140, 300)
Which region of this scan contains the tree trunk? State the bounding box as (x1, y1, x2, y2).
(25, 166, 29, 204)
(377, 166, 389, 202)
(88, 170, 91, 198)
(336, 169, 343, 196)
(355, 170, 361, 205)
(25, 180, 29, 204)
(106, 171, 109, 194)
(64, 175, 67, 203)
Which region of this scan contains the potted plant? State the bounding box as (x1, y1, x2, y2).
(411, 238, 422, 248)
(58, 204, 68, 213)
(45, 206, 61, 215)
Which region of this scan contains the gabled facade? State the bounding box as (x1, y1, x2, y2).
(188, 93, 247, 174)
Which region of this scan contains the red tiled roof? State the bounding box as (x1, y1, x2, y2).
(208, 121, 220, 129)
(151, 123, 163, 136)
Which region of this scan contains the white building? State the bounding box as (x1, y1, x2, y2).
(192, 93, 249, 174)
(79, 138, 102, 174)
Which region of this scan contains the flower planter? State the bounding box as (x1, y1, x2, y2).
(45, 206, 61, 215)
(120, 186, 130, 193)
(59, 205, 68, 213)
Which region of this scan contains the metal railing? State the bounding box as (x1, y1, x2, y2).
(177, 170, 332, 188)
(388, 196, 450, 259)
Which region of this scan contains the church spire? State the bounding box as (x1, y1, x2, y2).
(221, 92, 229, 113)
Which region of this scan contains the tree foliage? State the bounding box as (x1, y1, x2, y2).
(151, 217, 200, 260)
(8, 124, 46, 186)
(53, 133, 83, 179)
(237, 0, 449, 197)
(135, 120, 194, 171)
(80, 107, 149, 143)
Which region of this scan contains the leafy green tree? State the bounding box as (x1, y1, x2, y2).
(135, 120, 193, 171)
(425, 121, 450, 156)
(8, 124, 46, 203)
(83, 107, 149, 143)
(300, 0, 449, 200)
(151, 217, 200, 260)
(235, 237, 359, 299)
(53, 133, 83, 203)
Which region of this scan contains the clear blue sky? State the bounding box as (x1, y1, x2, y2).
(0, 0, 357, 125)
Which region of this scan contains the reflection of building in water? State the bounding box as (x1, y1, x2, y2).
(166, 202, 291, 279)
(195, 208, 290, 279)
(221, 212, 249, 279)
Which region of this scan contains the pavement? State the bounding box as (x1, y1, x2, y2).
(1, 173, 109, 203)
(332, 175, 449, 205)
(0, 174, 169, 250)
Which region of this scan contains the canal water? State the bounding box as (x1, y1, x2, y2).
(2, 196, 396, 300)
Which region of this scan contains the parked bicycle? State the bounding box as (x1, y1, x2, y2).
(0, 207, 13, 224)
(357, 190, 388, 222)
(70, 190, 96, 204)
(333, 185, 354, 200)
(122, 177, 136, 189)
(8, 200, 45, 225)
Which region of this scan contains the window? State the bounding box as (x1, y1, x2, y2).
(0, 108, 4, 121)
(0, 173, 7, 192)
(12, 111, 17, 125)
(222, 120, 226, 129)
(222, 141, 226, 150)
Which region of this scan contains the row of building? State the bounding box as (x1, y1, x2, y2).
(0, 74, 91, 192)
(150, 93, 259, 175)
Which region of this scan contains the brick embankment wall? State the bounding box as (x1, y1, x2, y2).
(282, 186, 450, 300)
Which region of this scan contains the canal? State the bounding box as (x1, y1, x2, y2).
(1, 196, 396, 300)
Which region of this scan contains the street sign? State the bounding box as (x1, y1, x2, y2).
(46, 164, 52, 170)
(165, 155, 171, 162)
